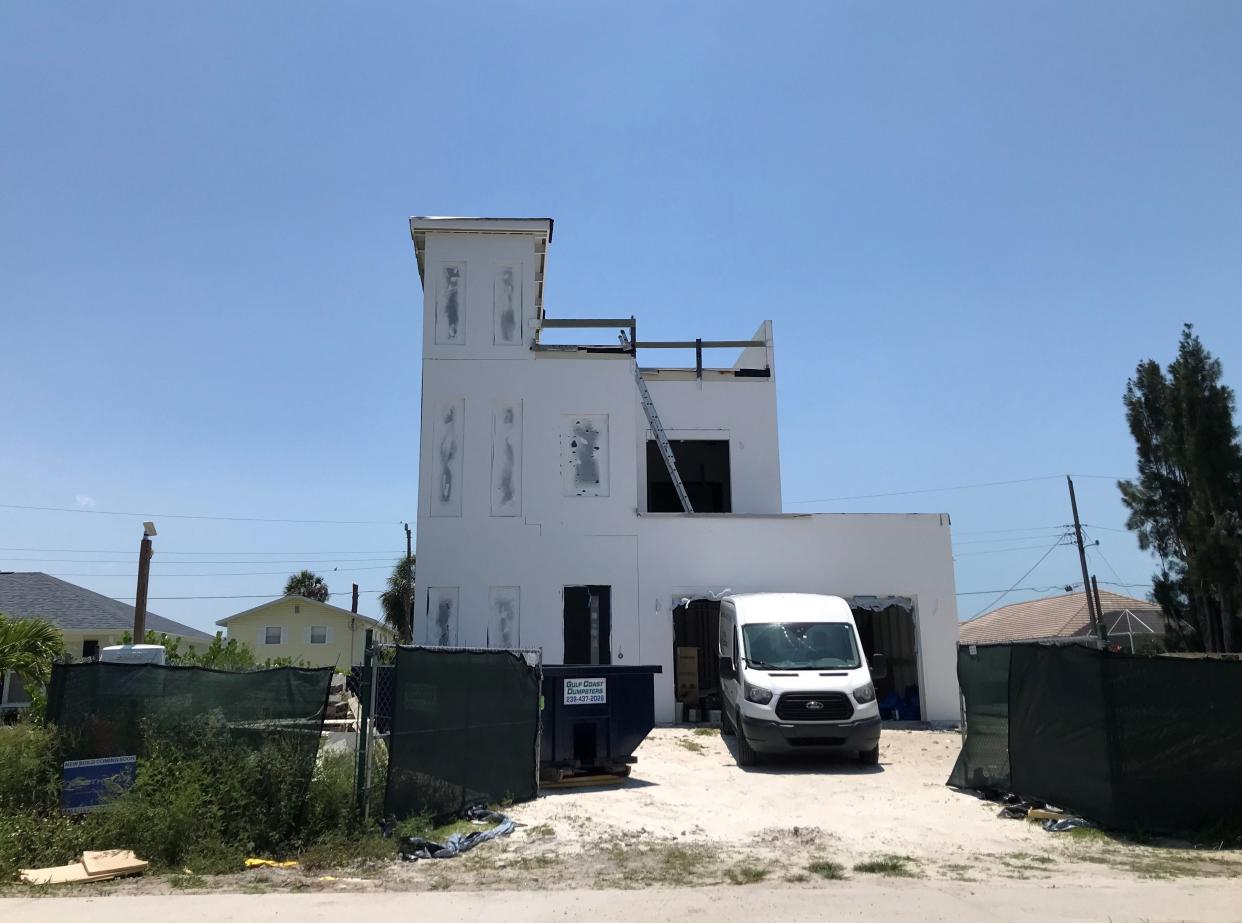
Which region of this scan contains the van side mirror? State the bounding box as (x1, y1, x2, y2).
(720, 655, 735, 680)
(870, 653, 889, 680)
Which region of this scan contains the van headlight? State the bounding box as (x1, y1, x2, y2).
(744, 682, 773, 705)
(853, 682, 876, 703)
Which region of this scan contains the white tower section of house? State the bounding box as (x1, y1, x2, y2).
(411, 217, 962, 725)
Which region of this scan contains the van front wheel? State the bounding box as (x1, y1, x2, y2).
(721, 707, 736, 737)
(735, 711, 759, 767)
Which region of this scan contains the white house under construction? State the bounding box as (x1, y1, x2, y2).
(409, 216, 961, 723)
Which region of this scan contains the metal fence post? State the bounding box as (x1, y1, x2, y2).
(354, 628, 374, 820)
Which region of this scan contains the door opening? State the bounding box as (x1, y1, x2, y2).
(672, 599, 721, 708)
(563, 586, 611, 665)
(852, 603, 921, 721)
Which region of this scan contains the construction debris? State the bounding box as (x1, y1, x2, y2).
(244, 857, 298, 869)
(20, 849, 148, 885)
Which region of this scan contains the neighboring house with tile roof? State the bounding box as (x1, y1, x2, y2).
(959, 589, 1165, 651)
(0, 571, 214, 710)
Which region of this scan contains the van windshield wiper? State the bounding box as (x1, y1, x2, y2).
(745, 658, 779, 670)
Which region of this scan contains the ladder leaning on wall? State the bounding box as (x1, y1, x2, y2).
(619, 330, 694, 513)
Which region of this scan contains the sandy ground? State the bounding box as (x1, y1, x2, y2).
(5, 728, 1241, 901)
(5, 883, 1242, 923)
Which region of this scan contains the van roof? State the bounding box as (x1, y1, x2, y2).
(724, 593, 854, 623)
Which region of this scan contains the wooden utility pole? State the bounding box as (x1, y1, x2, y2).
(1067, 476, 1102, 644)
(402, 522, 414, 644)
(351, 583, 359, 615)
(133, 528, 155, 642)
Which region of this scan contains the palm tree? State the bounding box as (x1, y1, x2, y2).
(0, 612, 63, 688)
(379, 556, 415, 643)
(284, 570, 330, 603)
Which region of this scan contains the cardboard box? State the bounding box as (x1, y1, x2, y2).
(675, 647, 699, 704)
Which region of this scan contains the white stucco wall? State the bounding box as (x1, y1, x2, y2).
(633, 513, 960, 723)
(412, 222, 960, 725)
(641, 375, 782, 513)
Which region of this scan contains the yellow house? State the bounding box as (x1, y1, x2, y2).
(216, 596, 393, 669)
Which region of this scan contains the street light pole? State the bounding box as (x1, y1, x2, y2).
(133, 522, 156, 642)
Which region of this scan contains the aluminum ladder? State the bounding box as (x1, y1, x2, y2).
(619, 330, 694, 513)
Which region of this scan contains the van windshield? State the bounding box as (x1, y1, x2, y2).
(741, 622, 861, 670)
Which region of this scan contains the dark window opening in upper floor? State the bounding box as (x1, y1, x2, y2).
(646, 439, 732, 513)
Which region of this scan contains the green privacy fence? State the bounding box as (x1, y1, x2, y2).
(384, 646, 541, 822)
(949, 643, 1242, 833)
(46, 661, 333, 821)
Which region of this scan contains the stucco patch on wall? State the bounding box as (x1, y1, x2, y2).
(561, 413, 609, 497)
(426, 587, 459, 646)
(491, 399, 523, 516)
(434, 262, 466, 345)
(431, 399, 464, 517)
(488, 586, 519, 647)
(493, 262, 522, 345)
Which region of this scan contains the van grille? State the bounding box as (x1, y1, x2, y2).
(775, 691, 854, 721)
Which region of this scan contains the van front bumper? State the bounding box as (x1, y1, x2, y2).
(739, 713, 881, 754)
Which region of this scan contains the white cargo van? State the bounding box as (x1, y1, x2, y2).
(718, 593, 887, 766)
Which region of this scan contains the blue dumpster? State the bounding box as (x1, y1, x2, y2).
(540, 664, 663, 780)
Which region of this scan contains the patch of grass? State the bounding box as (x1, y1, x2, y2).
(678, 738, 707, 754)
(692, 728, 717, 737)
(604, 840, 722, 887)
(853, 854, 917, 877)
(941, 862, 977, 882)
(724, 862, 768, 885)
(784, 872, 810, 883)
(298, 833, 393, 873)
(169, 873, 206, 890)
(508, 853, 559, 871)
(806, 858, 846, 880)
(526, 823, 555, 839)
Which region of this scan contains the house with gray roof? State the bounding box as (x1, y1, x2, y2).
(0, 571, 213, 710)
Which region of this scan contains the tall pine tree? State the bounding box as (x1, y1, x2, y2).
(1119, 325, 1242, 652)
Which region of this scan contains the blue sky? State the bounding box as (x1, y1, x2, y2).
(2, 2, 1240, 635)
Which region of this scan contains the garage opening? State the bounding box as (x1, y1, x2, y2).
(851, 597, 921, 722)
(646, 440, 731, 512)
(671, 599, 721, 708)
(564, 586, 611, 665)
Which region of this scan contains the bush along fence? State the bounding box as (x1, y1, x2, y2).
(949, 642, 1242, 834)
(1, 661, 342, 880)
(3, 640, 546, 881)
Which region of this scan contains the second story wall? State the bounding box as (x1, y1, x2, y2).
(641, 375, 782, 513)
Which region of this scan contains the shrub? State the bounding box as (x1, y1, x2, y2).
(0, 724, 61, 813)
(0, 716, 392, 881)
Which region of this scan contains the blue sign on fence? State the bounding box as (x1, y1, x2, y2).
(61, 756, 137, 815)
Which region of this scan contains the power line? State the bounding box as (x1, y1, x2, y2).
(0, 556, 399, 565)
(953, 524, 1070, 537)
(971, 538, 1070, 618)
(957, 584, 1073, 596)
(44, 565, 395, 578)
(953, 531, 1069, 546)
(0, 502, 401, 526)
(0, 546, 404, 555)
(109, 589, 385, 601)
(955, 540, 1071, 558)
(787, 473, 1128, 505)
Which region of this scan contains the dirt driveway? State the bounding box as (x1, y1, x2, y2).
(484, 727, 1242, 887)
(13, 728, 1240, 898)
